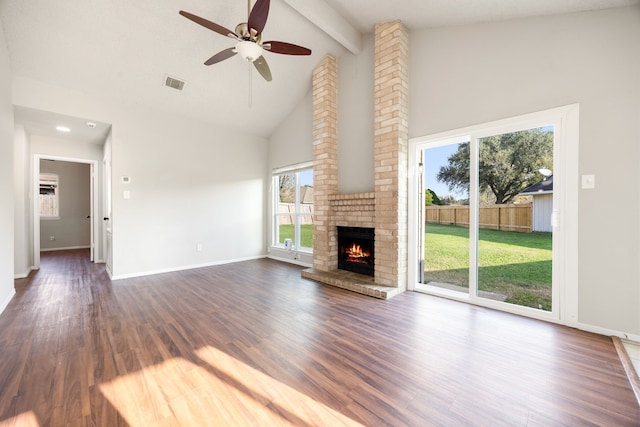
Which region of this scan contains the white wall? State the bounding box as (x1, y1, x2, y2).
(13, 124, 31, 277)
(0, 19, 15, 311)
(32, 134, 104, 162)
(39, 160, 91, 251)
(337, 33, 375, 193)
(270, 6, 640, 337)
(268, 90, 314, 170)
(12, 76, 268, 278)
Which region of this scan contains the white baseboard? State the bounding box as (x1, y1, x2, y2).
(267, 254, 312, 268)
(0, 289, 16, 315)
(41, 245, 91, 252)
(14, 266, 34, 279)
(109, 254, 268, 281)
(570, 321, 640, 343)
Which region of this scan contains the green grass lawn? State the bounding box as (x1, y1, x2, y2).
(424, 223, 552, 310)
(278, 224, 313, 248)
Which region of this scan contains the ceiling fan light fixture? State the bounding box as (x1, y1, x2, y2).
(235, 40, 262, 62)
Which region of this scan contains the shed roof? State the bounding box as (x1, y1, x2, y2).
(520, 175, 553, 195)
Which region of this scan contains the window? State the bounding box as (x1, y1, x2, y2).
(39, 173, 59, 219)
(272, 164, 313, 251)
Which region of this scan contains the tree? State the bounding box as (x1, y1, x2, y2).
(279, 173, 295, 203)
(425, 189, 433, 206)
(440, 195, 457, 206)
(437, 129, 553, 204)
(427, 189, 441, 205)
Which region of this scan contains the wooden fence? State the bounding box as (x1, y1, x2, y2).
(278, 203, 313, 225)
(425, 203, 532, 233)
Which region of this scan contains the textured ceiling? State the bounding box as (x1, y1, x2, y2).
(1, 0, 638, 142)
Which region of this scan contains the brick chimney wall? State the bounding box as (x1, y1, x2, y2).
(311, 21, 409, 291)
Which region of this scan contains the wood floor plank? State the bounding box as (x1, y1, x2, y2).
(0, 249, 638, 426)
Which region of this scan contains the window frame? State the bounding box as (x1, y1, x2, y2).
(272, 162, 313, 253)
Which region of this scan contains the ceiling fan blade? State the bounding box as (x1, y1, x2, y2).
(179, 10, 236, 38)
(263, 41, 311, 56)
(204, 48, 237, 65)
(253, 55, 272, 82)
(248, 0, 270, 35)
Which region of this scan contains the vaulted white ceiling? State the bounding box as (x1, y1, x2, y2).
(1, 0, 637, 141)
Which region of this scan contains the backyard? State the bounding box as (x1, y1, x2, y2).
(279, 222, 552, 310)
(424, 223, 552, 310)
(278, 224, 313, 248)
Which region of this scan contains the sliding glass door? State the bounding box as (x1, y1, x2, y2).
(409, 107, 578, 322)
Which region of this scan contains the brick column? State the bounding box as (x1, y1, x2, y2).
(373, 21, 409, 290)
(312, 55, 338, 272)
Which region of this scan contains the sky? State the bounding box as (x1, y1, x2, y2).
(423, 143, 468, 200)
(299, 169, 313, 187)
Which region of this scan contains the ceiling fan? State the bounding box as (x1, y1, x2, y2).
(179, 0, 312, 82)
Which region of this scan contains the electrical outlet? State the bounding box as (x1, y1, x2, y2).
(196, 243, 203, 252)
(50, 236, 55, 241)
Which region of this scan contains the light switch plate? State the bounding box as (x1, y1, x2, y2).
(581, 174, 595, 189)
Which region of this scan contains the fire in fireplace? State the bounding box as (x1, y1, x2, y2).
(337, 226, 374, 276)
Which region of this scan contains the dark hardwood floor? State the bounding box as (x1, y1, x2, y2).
(1, 249, 639, 426)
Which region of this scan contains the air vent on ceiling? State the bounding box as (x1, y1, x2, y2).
(164, 75, 185, 91)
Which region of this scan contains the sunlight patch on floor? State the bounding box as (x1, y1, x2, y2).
(0, 411, 40, 427)
(99, 348, 363, 426)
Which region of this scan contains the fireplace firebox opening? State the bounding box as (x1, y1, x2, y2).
(337, 226, 374, 277)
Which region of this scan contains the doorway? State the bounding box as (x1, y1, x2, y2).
(408, 105, 579, 323)
(33, 155, 99, 269)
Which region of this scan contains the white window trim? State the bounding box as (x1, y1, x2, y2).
(271, 162, 314, 253)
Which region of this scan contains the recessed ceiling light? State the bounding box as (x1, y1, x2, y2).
(86, 121, 96, 129)
(55, 126, 71, 132)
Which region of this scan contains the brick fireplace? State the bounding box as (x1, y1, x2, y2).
(302, 21, 408, 299)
